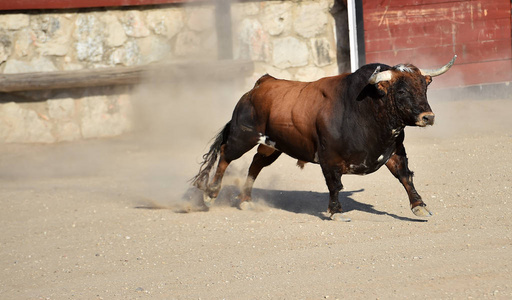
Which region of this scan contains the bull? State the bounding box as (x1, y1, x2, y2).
(192, 56, 457, 220)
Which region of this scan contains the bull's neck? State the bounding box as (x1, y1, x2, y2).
(378, 94, 405, 132)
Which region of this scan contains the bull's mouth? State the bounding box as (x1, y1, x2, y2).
(416, 112, 435, 127)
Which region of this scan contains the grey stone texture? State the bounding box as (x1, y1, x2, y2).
(293, 2, 330, 38)
(272, 37, 309, 69)
(0, 14, 30, 30)
(80, 94, 133, 139)
(0, 102, 55, 143)
(121, 11, 150, 38)
(103, 15, 127, 48)
(261, 2, 293, 36)
(311, 38, 334, 67)
(233, 0, 337, 81)
(0, 0, 337, 143)
(3, 57, 58, 74)
(234, 18, 269, 61)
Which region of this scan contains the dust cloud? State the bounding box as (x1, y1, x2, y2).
(126, 63, 253, 211)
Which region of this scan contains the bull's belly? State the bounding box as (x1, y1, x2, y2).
(343, 150, 394, 175)
(258, 132, 317, 163)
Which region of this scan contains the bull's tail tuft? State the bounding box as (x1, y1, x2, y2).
(190, 122, 231, 190)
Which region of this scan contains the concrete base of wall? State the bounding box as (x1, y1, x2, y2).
(0, 87, 132, 143)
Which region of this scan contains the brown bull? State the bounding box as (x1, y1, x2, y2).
(192, 56, 456, 219)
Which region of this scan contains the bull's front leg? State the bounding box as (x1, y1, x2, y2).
(385, 144, 432, 217)
(320, 163, 351, 221)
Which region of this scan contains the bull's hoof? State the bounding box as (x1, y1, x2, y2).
(203, 194, 216, 208)
(330, 213, 351, 222)
(411, 205, 432, 217)
(239, 201, 255, 211)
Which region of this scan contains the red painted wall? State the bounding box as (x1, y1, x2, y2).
(363, 0, 512, 88)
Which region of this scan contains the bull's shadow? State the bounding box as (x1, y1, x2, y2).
(248, 187, 427, 222)
(143, 185, 425, 222)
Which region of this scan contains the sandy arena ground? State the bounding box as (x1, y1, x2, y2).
(1, 81, 511, 299)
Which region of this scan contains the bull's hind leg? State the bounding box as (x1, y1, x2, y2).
(203, 134, 260, 207)
(202, 144, 229, 207)
(237, 145, 282, 209)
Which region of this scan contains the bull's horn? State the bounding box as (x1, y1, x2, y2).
(420, 55, 457, 77)
(368, 66, 393, 84)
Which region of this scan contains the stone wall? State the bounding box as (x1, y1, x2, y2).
(232, 0, 337, 83)
(0, 0, 338, 143)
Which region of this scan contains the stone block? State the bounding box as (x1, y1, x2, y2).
(31, 15, 62, 40)
(121, 11, 150, 38)
(260, 2, 292, 36)
(147, 9, 184, 39)
(80, 94, 132, 139)
(75, 35, 104, 62)
(0, 14, 30, 30)
(75, 15, 105, 62)
(3, 57, 57, 74)
(295, 66, 326, 82)
(137, 35, 172, 64)
(35, 16, 73, 57)
(311, 38, 334, 67)
(37, 42, 68, 57)
(12, 28, 32, 58)
(0, 102, 55, 143)
(293, 2, 329, 38)
(102, 14, 127, 48)
(232, 2, 260, 18)
(234, 18, 269, 61)
(54, 122, 81, 142)
(108, 40, 140, 66)
(48, 98, 76, 120)
(272, 37, 309, 69)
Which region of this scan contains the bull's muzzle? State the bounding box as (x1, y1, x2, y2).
(416, 112, 435, 126)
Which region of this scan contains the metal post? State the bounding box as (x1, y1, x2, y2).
(347, 0, 359, 72)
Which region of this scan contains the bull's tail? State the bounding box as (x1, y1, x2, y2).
(190, 121, 231, 190)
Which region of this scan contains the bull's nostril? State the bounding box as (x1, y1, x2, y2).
(422, 114, 435, 124)
(417, 113, 435, 126)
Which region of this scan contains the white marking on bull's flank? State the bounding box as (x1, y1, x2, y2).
(377, 154, 384, 162)
(258, 134, 266, 145)
(257, 133, 277, 149)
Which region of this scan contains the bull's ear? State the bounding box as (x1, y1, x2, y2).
(375, 81, 390, 96)
(368, 67, 392, 96)
(425, 75, 432, 86)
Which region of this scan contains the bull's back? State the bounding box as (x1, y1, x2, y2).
(250, 75, 335, 123)
(243, 75, 340, 161)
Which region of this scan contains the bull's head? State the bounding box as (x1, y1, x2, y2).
(368, 55, 457, 127)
